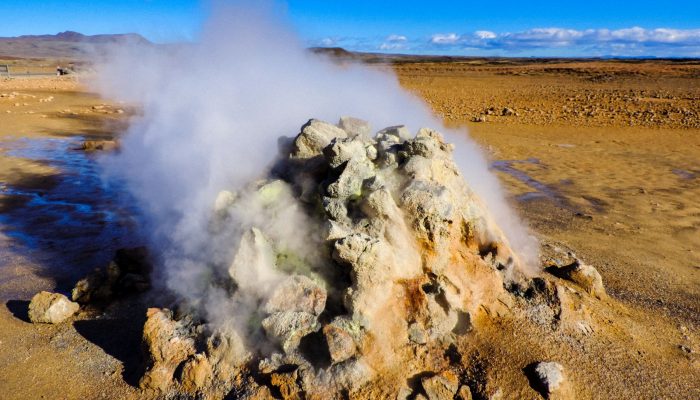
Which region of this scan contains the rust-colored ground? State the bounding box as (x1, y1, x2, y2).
(0, 59, 699, 399)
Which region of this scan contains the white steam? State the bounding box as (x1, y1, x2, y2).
(93, 1, 537, 337)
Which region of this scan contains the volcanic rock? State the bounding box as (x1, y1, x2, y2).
(323, 317, 360, 363)
(551, 260, 606, 299)
(71, 247, 151, 304)
(139, 308, 196, 391)
(531, 361, 565, 397)
(422, 371, 459, 400)
(291, 119, 347, 159)
(179, 353, 213, 394)
(138, 117, 542, 398)
(28, 291, 79, 324)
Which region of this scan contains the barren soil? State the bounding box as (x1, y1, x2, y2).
(0, 59, 699, 399)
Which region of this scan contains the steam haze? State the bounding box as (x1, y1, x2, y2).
(93, 0, 537, 337)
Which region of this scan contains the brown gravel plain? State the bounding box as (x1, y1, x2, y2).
(0, 59, 699, 399)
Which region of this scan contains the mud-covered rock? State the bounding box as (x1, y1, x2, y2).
(28, 291, 79, 324)
(79, 140, 119, 151)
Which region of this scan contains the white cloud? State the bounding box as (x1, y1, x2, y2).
(426, 27, 700, 55)
(386, 34, 407, 42)
(474, 30, 497, 40)
(319, 37, 335, 47)
(430, 33, 460, 44)
(314, 27, 700, 56)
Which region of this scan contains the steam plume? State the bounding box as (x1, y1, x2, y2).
(93, 0, 537, 342)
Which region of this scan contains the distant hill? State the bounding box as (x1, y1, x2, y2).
(0, 31, 151, 60)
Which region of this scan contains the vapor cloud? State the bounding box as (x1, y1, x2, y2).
(93, 0, 537, 340)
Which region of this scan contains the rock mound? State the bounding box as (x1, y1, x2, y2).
(139, 117, 534, 398)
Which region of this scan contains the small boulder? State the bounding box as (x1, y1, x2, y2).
(323, 317, 359, 363)
(529, 361, 565, 398)
(502, 107, 516, 116)
(262, 311, 320, 353)
(421, 371, 459, 400)
(270, 370, 302, 400)
(28, 291, 79, 324)
(265, 275, 327, 316)
(554, 261, 606, 299)
(292, 119, 347, 159)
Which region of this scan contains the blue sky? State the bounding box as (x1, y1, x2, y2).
(2, 0, 700, 56)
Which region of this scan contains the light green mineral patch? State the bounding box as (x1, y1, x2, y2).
(256, 180, 289, 207)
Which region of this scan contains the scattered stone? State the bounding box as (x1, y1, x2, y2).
(502, 107, 516, 116)
(550, 260, 606, 299)
(529, 361, 565, 397)
(422, 371, 459, 400)
(79, 140, 119, 151)
(28, 291, 79, 324)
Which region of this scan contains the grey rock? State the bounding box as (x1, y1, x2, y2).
(292, 119, 347, 159)
(28, 291, 79, 324)
(533, 361, 565, 395)
(262, 311, 320, 353)
(228, 228, 277, 290)
(408, 322, 428, 344)
(376, 125, 412, 142)
(323, 317, 360, 363)
(326, 158, 376, 200)
(324, 137, 368, 169)
(265, 275, 327, 316)
(556, 261, 606, 299)
(422, 372, 459, 400)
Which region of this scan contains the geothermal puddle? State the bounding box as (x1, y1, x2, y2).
(0, 137, 141, 289)
(491, 158, 571, 205)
